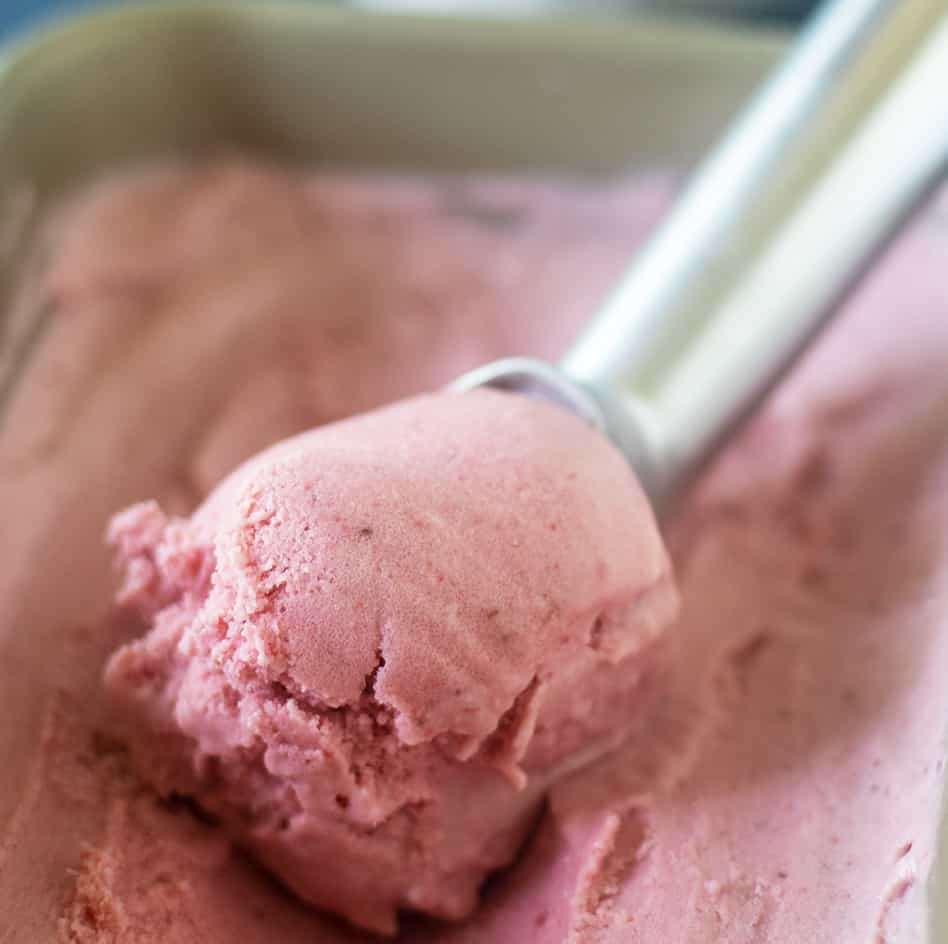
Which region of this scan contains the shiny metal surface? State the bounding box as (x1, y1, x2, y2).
(452, 357, 667, 498)
(558, 0, 948, 508)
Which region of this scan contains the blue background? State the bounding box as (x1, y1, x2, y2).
(1, 1, 814, 44)
(2, 0, 100, 41)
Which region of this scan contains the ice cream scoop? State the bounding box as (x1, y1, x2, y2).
(102, 0, 948, 935)
(105, 390, 678, 934)
(455, 0, 948, 512)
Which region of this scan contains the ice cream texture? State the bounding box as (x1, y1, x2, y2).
(103, 388, 675, 933)
(1, 161, 947, 943)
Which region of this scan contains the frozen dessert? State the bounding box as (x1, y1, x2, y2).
(103, 389, 675, 933)
(1, 160, 947, 944)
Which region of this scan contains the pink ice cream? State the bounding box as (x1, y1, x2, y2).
(103, 389, 675, 933)
(1, 161, 947, 943)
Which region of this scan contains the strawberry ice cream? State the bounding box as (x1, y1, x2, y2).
(1, 161, 946, 943)
(103, 389, 674, 933)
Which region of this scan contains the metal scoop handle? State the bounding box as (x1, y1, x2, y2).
(456, 0, 948, 513)
(562, 0, 948, 508)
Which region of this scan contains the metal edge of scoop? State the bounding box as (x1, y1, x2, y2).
(452, 355, 666, 500)
(453, 0, 948, 516)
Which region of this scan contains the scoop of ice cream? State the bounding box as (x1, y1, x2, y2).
(104, 388, 676, 934)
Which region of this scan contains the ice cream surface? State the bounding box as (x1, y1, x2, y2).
(1, 161, 947, 943)
(103, 389, 674, 933)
